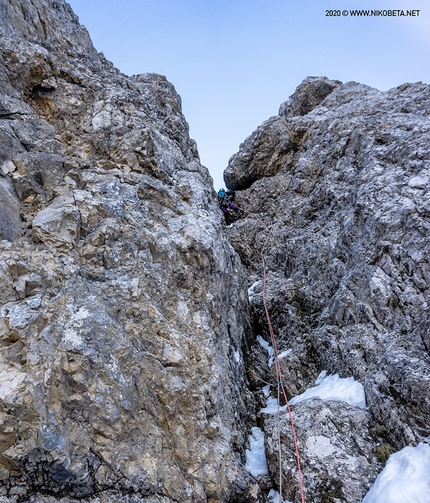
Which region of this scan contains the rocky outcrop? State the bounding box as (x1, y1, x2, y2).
(225, 77, 430, 502)
(265, 401, 379, 502)
(278, 76, 342, 119)
(2, 1, 430, 501)
(0, 1, 260, 501)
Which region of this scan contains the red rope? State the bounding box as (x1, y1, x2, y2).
(233, 204, 305, 503)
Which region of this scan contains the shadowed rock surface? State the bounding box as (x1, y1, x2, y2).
(225, 77, 430, 502)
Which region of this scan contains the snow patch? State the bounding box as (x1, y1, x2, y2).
(363, 443, 430, 503)
(260, 396, 286, 415)
(256, 335, 290, 367)
(245, 427, 269, 477)
(315, 369, 327, 384)
(260, 371, 366, 415)
(289, 371, 366, 408)
(277, 349, 292, 361)
(248, 280, 262, 300)
(268, 489, 293, 503)
(257, 335, 274, 367)
(262, 384, 271, 397)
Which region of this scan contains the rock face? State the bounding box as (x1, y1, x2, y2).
(2, 1, 430, 502)
(225, 77, 430, 502)
(0, 1, 260, 501)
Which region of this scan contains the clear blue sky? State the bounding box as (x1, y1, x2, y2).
(67, 0, 430, 189)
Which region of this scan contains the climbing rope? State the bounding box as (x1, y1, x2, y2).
(235, 204, 306, 503)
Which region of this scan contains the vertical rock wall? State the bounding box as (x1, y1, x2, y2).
(225, 77, 430, 502)
(0, 1, 259, 501)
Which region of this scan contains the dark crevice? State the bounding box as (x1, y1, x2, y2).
(31, 84, 55, 98)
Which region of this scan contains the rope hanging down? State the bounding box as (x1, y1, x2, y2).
(235, 206, 306, 503)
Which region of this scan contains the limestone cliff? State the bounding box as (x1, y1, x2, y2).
(0, 1, 259, 501)
(225, 76, 430, 502)
(1, 1, 429, 502)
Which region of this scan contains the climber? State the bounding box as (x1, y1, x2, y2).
(220, 201, 235, 224)
(218, 188, 235, 203)
(226, 188, 235, 201)
(218, 188, 242, 224)
(218, 188, 227, 202)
